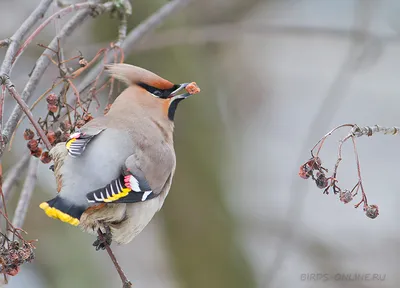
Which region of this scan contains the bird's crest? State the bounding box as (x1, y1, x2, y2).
(105, 63, 175, 90)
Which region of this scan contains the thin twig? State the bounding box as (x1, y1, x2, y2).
(11, 158, 38, 229)
(351, 136, 368, 210)
(7, 79, 64, 152)
(263, 1, 373, 286)
(0, 87, 5, 152)
(77, 0, 193, 94)
(13, 2, 114, 65)
(0, 0, 53, 77)
(1, 78, 51, 150)
(115, 13, 128, 48)
(351, 124, 400, 137)
(97, 229, 132, 287)
(1, 1, 111, 157)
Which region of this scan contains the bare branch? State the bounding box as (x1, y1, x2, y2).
(97, 229, 132, 287)
(115, 13, 128, 48)
(12, 158, 38, 229)
(351, 124, 400, 137)
(0, 0, 196, 283)
(0, 87, 5, 152)
(2, 154, 30, 205)
(300, 123, 387, 219)
(1, 1, 113, 157)
(13, 2, 114, 65)
(77, 0, 193, 94)
(114, 0, 132, 47)
(0, 0, 53, 77)
(1, 78, 51, 150)
(263, 1, 375, 287)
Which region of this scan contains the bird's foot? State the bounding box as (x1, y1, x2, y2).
(93, 227, 112, 251)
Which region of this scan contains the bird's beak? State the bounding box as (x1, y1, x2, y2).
(169, 82, 201, 100)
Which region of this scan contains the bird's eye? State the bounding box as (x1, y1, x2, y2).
(153, 90, 162, 97)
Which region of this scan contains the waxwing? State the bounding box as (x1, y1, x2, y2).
(39, 63, 200, 249)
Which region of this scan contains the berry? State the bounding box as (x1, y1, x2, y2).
(40, 151, 51, 164)
(339, 190, 353, 204)
(23, 129, 35, 140)
(27, 139, 38, 151)
(315, 172, 328, 189)
(31, 147, 42, 158)
(46, 93, 58, 105)
(365, 204, 379, 219)
(299, 164, 312, 179)
(47, 104, 58, 113)
(46, 131, 56, 144)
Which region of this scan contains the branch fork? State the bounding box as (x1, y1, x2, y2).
(299, 124, 398, 219)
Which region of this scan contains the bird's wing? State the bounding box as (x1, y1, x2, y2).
(65, 127, 105, 158)
(65, 126, 175, 205)
(86, 158, 158, 204)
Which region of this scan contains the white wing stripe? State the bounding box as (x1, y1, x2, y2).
(129, 176, 140, 192)
(142, 191, 152, 201)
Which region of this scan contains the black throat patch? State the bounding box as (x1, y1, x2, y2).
(168, 98, 184, 121)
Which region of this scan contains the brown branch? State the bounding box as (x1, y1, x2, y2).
(0, 1, 194, 285)
(1, 1, 113, 158)
(97, 229, 132, 287)
(1, 78, 51, 150)
(13, 2, 114, 65)
(0, 87, 5, 152)
(12, 158, 38, 229)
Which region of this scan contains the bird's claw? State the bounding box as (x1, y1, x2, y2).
(93, 227, 112, 251)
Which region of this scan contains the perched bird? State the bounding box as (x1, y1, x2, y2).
(40, 63, 200, 249)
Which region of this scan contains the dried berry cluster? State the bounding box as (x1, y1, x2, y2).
(23, 92, 96, 164)
(299, 156, 379, 219)
(299, 157, 328, 189)
(24, 129, 48, 163)
(0, 241, 35, 276)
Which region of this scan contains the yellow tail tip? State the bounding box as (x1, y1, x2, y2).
(39, 202, 80, 226)
(39, 202, 49, 210)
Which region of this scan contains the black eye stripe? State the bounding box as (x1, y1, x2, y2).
(137, 82, 180, 99)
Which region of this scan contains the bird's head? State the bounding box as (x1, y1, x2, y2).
(105, 64, 201, 121)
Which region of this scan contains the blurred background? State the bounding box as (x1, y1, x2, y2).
(1, 0, 400, 287)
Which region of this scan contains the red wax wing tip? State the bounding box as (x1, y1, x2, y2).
(185, 82, 200, 95)
(124, 176, 131, 188)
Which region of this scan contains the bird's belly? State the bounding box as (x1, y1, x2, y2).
(80, 194, 166, 244)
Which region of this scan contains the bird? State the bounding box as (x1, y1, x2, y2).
(39, 63, 200, 250)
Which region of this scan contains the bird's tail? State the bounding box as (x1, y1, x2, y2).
(39, 196, 85, 226)
(105, 63, 173, 87)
